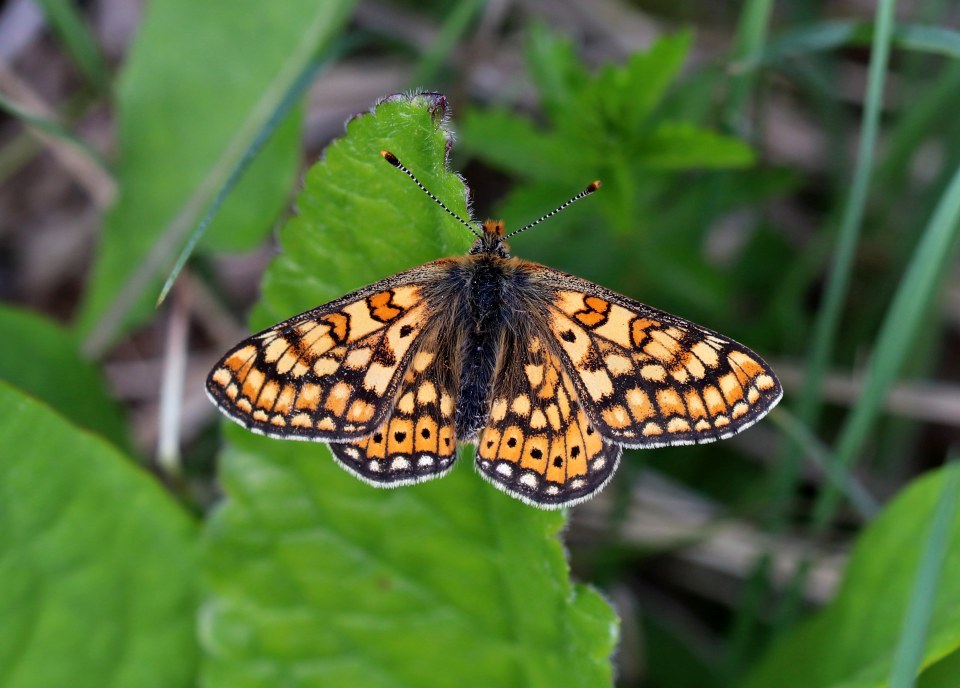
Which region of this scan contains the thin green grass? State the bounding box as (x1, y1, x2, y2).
(797, 0, 897, 515)
(0, 91, 112, 177)
(723, 0, 774, 135)
(813, 160, 960, 528)
(156, 39, 358, 306)
(33, 0, 111, 92)
(406, 0, 485, 88)
(733, 21, 960, 72)
(770, 409, 879, 520)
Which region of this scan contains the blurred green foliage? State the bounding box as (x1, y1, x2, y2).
(1, 2, 959, 687)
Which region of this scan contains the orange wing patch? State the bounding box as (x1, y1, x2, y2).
(329, 333, 458, 486)
(547, 289, 781, 447)
(206, 284, 430, 440)
(475, 334, 621, 507)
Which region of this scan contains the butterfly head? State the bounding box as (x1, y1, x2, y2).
(469, 219, 511, 257)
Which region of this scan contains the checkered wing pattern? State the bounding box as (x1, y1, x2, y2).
(540, 273, 782, 449)
(328, 326, 459, 486)
(206, 266, 441, 442)
(476, 329, 621, 508)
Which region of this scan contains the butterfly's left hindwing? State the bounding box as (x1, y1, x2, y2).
(205, 264, 447, 442)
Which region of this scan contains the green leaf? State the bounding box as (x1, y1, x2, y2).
(889, 460, 960, 687)
(918, 649, 960, 687)
(460, 31, 757, 250)
(636, 122, 755, 169)
(743, 466, 960, 688)
(458, 108, 589, 183)
(525, 23, 589, 118)
(77, 0, 355, 352)
(591, 31, 692, 135)
(202, 93, 618, 688)
(0, 305, 128, 451)
(0, 381, 198, 688)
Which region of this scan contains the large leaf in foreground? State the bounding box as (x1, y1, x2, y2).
(0, 305, 128, 451)
(0, 382, 198, 688)
(744, 467, 960, 688)
(202, 93, 618, 688)
(77, 0, 354, 349)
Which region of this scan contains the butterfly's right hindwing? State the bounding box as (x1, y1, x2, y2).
(205, 263, 448, 441)
(475, 328, 622, 509)
(328, 324, 460, 486)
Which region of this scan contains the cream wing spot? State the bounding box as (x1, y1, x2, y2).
(530, 410, 548, 429)
(397, 392, 415, 414)
(340, 300, 384, 341)
(363, 362, 394, 395)
(756, 374, 776, 391)
(512, 395, 531, 416)
(641, 364, 667, 382)
(592, 304, 634, 347)
(263, 338, 290, 363)
(417, 381, 438, 405)
(604, 354, 633, 376)
(295, 383, 321, 410)
(211, 368, 231, 387)
(313, 357, 339, 376)
(525, 364, 544, 388)
(412, 351, 434, 372)
(579, 369, 614, 401)
(344, 347, 372, 370)
(692, 341, 720, 368)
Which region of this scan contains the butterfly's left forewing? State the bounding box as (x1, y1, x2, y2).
(205, 264, 447, 442)
(537, 270, 782, 448)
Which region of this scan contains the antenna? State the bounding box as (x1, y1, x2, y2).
(505, 180, 601, 239)
(380, 151, 480, 238)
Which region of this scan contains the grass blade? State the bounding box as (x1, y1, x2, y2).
(406, 0, 485, 87)
(33, 0, 111, 91)
(0, 90, 112, 181)
(813, 161, 960, 527)
(889, 455, 960, 688)
(794, 0, 896, 524)
(734, 21, 960, 72)
(770, 409, 879, 520)
(156, 40, 356, 306)
(724, 0, 774, 133)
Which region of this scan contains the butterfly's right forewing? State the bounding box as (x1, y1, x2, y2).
(538, 270, 782, 448)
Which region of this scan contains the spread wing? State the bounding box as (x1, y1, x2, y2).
(475, 328, 621, 509)
(206, 264, 447, 441)
(328, 325, 459, 486)
(537, 271, 782, 447)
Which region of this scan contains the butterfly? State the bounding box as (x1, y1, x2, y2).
(206, 151, 782, 509)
